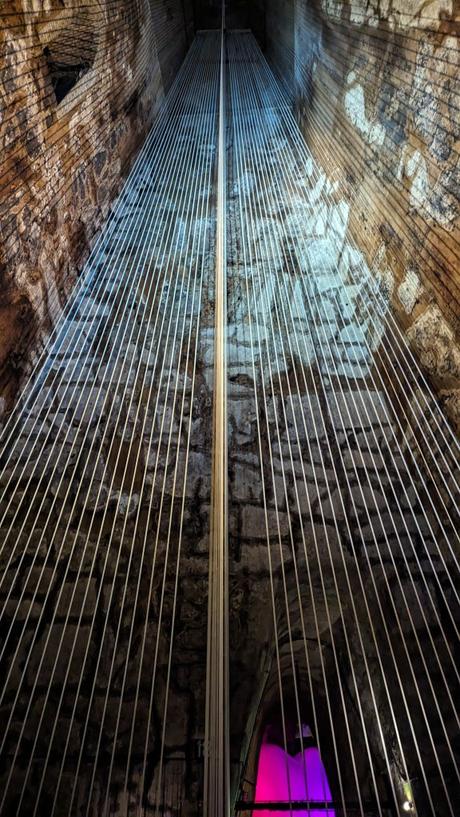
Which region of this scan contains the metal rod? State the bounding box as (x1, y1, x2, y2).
(203, 2, 230, 816)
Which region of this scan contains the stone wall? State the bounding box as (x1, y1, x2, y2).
(262, 0, 460, 432)
(0, 0, 192, 410)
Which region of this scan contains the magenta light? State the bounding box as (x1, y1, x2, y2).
(253, 743, 336, 817)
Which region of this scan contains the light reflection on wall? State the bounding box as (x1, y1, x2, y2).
(253, 740, 336, 817)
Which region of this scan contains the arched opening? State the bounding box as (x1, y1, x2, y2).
(252, 722, 335, 816)
(43, 43, 93, 104)
(39, 7, 99, 105)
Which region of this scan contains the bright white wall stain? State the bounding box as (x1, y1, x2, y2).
(398, 146, 457, 229)
(405, 150, 429, 209)
(321, 0, 343, 21)
(398, 268, 422, 314)
(372, 242, 394, 298)
(344, 74, 385, 146)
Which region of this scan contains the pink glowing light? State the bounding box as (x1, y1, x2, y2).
(253, 742, 336, 817)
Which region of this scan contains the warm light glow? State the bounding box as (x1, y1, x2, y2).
(402, 802, 414, 813)
(254, 742, 336, 816)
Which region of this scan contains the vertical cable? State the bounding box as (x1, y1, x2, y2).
(203, 2, 230, 816)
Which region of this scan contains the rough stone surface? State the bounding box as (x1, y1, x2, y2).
(0, 0, 193, 408)
(225, 31, 459, 816)
(264, 0, 460, 433)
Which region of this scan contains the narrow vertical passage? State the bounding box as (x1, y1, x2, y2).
(204, 2, 230, 815)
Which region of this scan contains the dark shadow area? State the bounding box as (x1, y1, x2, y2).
(44, 48, 91, 104)
(193, 0, 265, 39)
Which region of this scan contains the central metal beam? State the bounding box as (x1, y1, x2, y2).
(203, 3, 230, 816)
